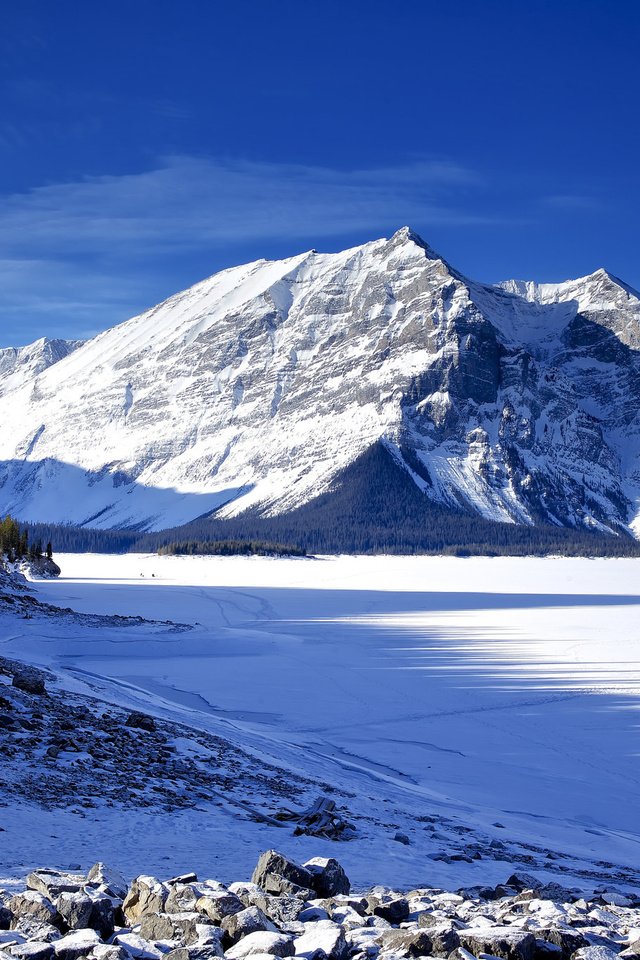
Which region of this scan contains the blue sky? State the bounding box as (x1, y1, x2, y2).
(1, 0, 638, 346)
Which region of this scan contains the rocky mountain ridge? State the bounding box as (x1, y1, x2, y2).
(0, 338, 83, 399)
(1, 229, 640, 536)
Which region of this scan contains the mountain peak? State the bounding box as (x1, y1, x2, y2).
(2, 230, 640, 538)
(390, 225, 423, 244)
(586, 268, 640, 300)
(388, 225, 442, 261)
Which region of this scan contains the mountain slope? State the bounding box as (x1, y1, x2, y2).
(0, 337, 84, 398)
(1, 227, 640, 536)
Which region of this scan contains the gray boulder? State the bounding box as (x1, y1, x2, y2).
(87, 947, 128, 960)
(458, 927, 536, 960)
(251, 852, 313, 898)
(55, 894, 93, 932)
(538, 929, 590, 958)
(139, 912, 209, 945)
(505, 874, 541, 894)
(165, 947, 224, 960)
(534, 941, 564, 959)
(375, 928, 434, 957)
(84, 897, 115, 940)
(257, 896, 303, 927)
(165, 883, 225, 916)
(303, 860, 350, 899)
(12, 675, 46, 696)
(10, 918, 61, 943)
(221, 907, 278, 944)
(232, 889, 305, 927)
(369, 897, 409, 925)
(297, 908, 330, 924)
(56, 891, 115, 938)
(125, 713, 156, 733)
(85, 865, 127, 902)
(414, 921, 460, 956)
(195, 891, 244, 923)
(8, 893, 58, 928)
(110, 933, 163, 960)
(572, 950, 620, 960)
(191, 927, 224, 950)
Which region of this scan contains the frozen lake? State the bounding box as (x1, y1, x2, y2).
(4, 553, 640, 890)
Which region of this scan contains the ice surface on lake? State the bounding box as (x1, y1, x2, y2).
(3, 553, 640, 890)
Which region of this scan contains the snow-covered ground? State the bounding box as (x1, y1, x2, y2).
(2, 553, 640, 893)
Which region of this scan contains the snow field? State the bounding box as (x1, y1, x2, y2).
(2, 553, 640, 891)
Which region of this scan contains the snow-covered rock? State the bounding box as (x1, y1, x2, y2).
(0, 338, 82, 399)
(7, 894, 57, 927)
(302, 861, 350, 900)
(53, 930, 101, 960)
(293, 920, 348, 960)
(4, 855, 640, 960)
(224, 931, 294, 959)
(251, 853, 313, 900)
(111, 932, 163, 960)
(85, 865, 127, 902)
(221, 908, 278, 944)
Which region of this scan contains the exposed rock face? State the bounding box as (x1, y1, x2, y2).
(2, 229, 640, 536)
(21, 558, 61, 580)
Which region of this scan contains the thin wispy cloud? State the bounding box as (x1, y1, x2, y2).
(0, 155, 489, 258)
(0, 256, 162, 340)
(0, 154, 498, 344)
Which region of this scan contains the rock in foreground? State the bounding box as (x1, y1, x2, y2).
(1, 851, 639, 960)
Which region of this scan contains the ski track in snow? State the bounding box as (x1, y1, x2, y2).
(2, 552, 640, 893)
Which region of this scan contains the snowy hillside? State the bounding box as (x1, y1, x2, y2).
(0, 336, 83, 398)
(1, 228, 640, 534)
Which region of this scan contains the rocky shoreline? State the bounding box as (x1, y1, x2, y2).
(2, 851, 640, 960)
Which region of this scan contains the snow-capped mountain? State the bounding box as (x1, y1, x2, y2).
(1, 226, 640, 535)
(0, 337, 83, 398)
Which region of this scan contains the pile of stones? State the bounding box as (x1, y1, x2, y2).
(2, 851, 640, 960)
(0, 658, 320, 818)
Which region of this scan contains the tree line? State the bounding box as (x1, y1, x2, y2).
(158, 540, 306, 557)
(137, 443, 640, 558)
(0, 515, 52, 562)
(11, 443, 640, 558)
